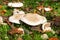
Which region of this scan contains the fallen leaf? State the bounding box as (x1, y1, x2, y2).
(9, 28, 24, 35)
(0, 5, 2, 8)
(49, 37, 59, 40)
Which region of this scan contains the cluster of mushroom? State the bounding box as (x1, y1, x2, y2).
(9, 8, 55, 33)
(9, 9, 47, 26)
(7, 1, 54, 33)
(0, 2, 54, 36)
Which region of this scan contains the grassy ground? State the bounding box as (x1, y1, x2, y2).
(0, 0, 60, 40)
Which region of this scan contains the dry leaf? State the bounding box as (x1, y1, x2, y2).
(49, 37, 59, 40)
(53, 16, 60, 27)
(9, 28, 24, 35)
(0, 5, 2, 8)
(37, 6, 44, 10)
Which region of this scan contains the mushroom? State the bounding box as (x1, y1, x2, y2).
(42, 22, 52, 32)
(42, 22, 55, 33)
(44, 6, 52, 12)
(13, 9, 25, 14)
(8, 2, 23, 7)
(9, 9, 25, 24)
(21, 13, 47, 26)
(41, 34, 49, 40)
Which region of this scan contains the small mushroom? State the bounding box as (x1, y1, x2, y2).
(44, 6, 52, 12)
(9, 9, 25, 24)
(42, 22, 52, 32)
(41, 34, 49, 40)
(21, 13, 47, 26)
(13, 9, 25, 14)
(8, 2, 23, 7)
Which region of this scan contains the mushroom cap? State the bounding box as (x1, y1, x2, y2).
(44, 7, 52, 11)
(9, 9, 25, 24)
(21, 13, 47, 26)
(9, 14, 25, 24)
(41, 34, 49, 39)
(8, 2, 12, 7)
(13, 9, 25, 15)
(9, 16, 20, 24)
(8, 2, 23, 7)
